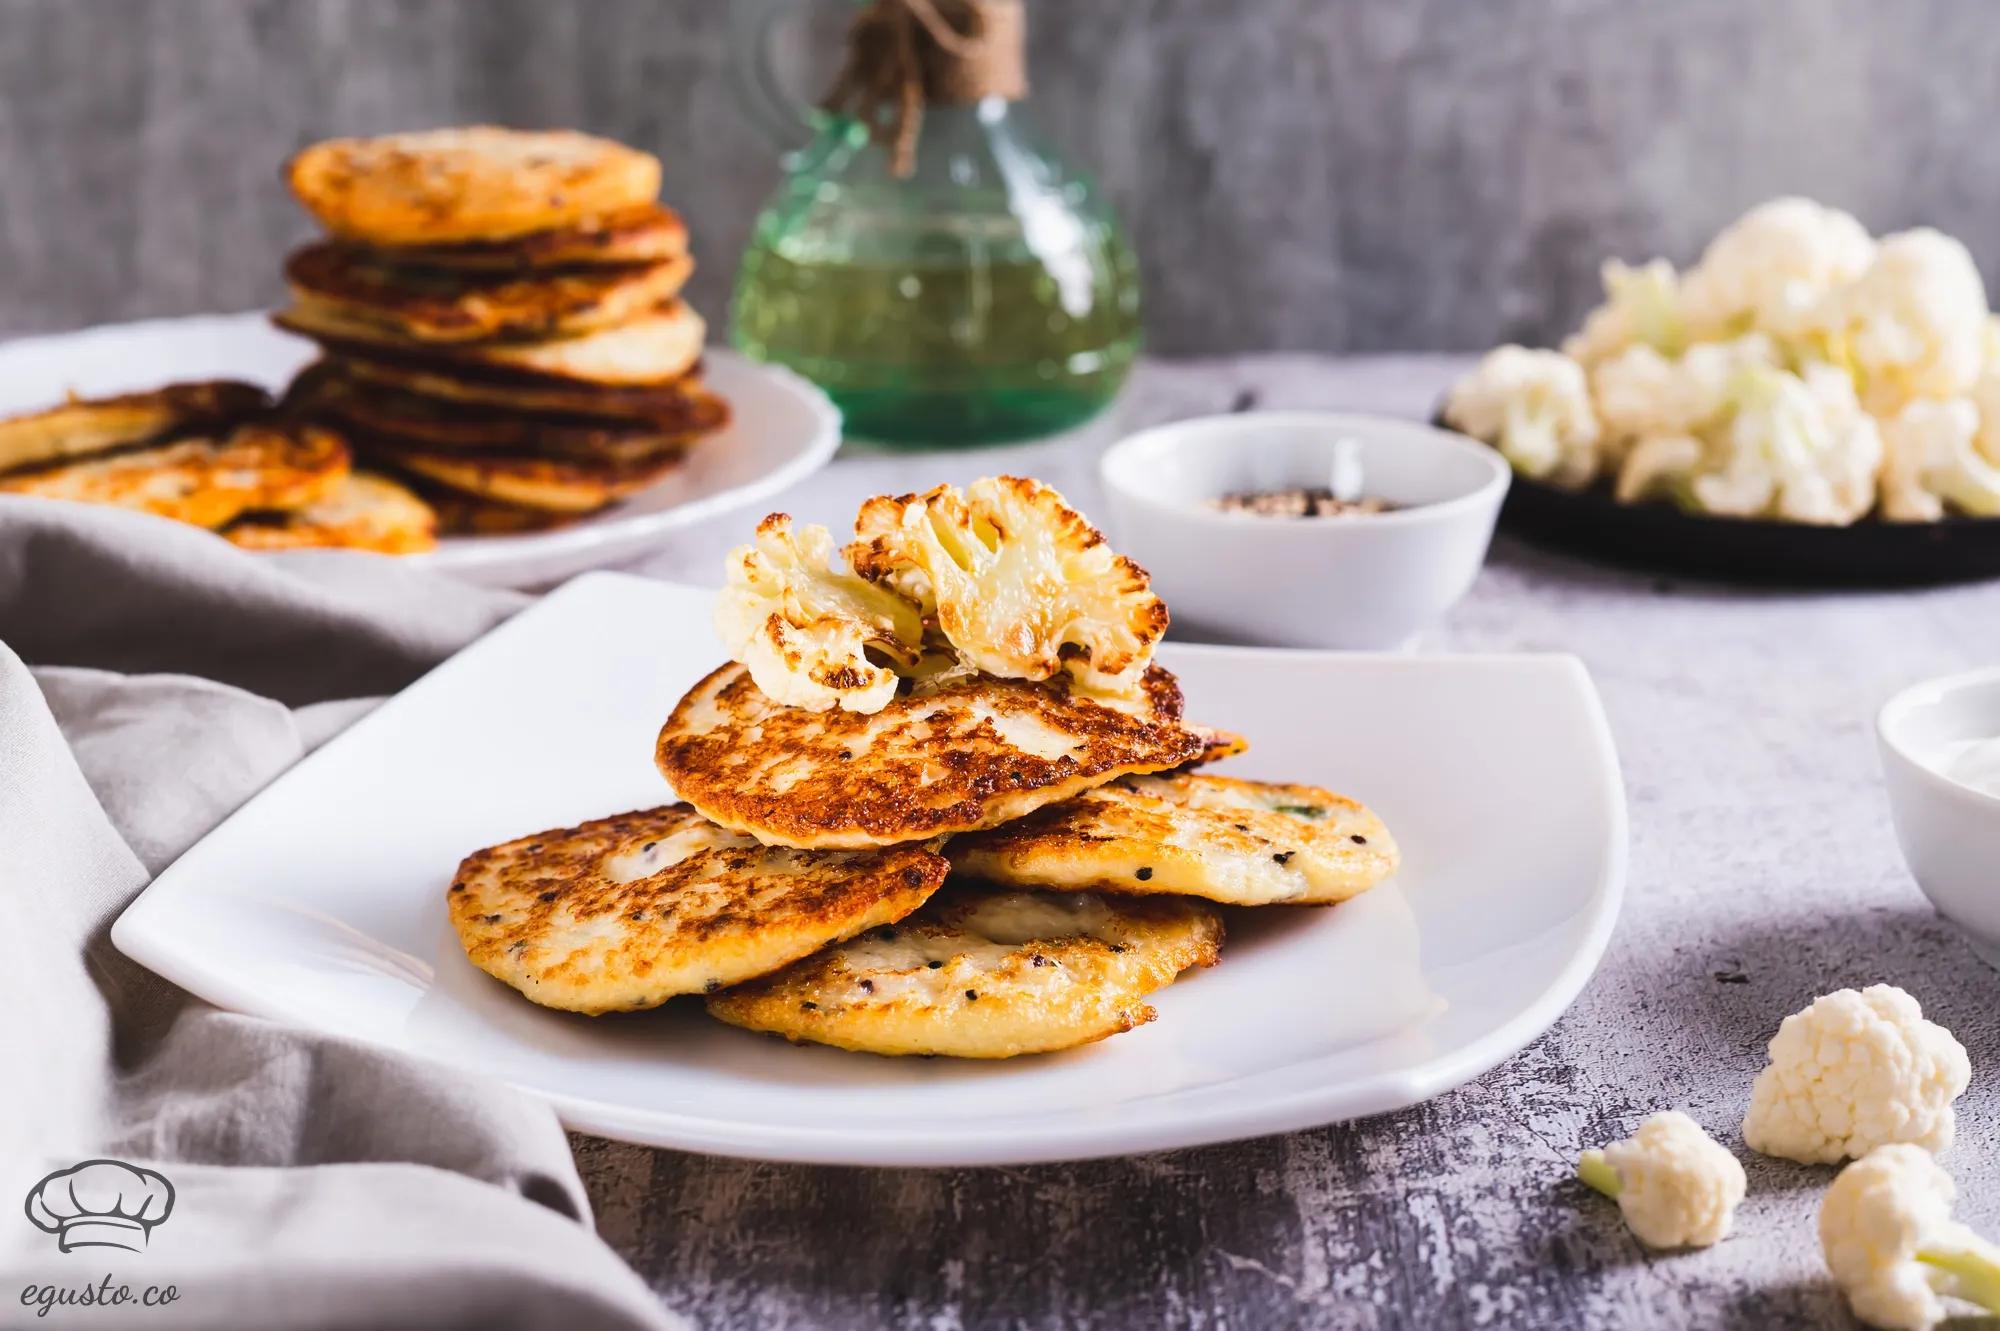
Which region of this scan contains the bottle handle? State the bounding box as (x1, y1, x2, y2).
(729, 0, 829, 152)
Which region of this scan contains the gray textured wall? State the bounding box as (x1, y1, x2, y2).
(3, 0, 1998, 354)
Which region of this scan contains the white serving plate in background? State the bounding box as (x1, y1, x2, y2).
(112, 572, 1626, 1166)
(0, 314, 840, 587)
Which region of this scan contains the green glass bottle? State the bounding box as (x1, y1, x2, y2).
(728, 2, 1142, 447)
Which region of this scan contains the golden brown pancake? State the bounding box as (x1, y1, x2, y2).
(223, 471, 438, 554)
(951, 772, 1400, 906)
(363, 439, 690, 512)
(382, 204, 688, 272)
(706, 885, 1223, 1058)
(273, 300, 706, 387)
(0, 420, 348, 528)
(292, 364, 728, 462)
(286, 126, 663, 246)
(284, 241, 693, 343)
(337, 354, 710, 421)
(0, 381, 270, 475)
(419, 487, 584, 536)
(656, 662, 1206, 850)
(447, 803, 949, 1014)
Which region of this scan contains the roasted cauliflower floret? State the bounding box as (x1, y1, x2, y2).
(714, 513, 925, 714)
(1743, 985, 1970, 1165)
(1577, 1111, 1747, 1249)
(1680, 197, 1876, 341)
(847, 476, 1168, 697)
(1443, 345, 1603, 489)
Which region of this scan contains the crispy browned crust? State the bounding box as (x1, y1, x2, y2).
(0, 380, 271, 474)
(656, 662, 1206, 850)
(0, 419, 348, 528)
(223, 471, 438, 554)
(285, 126, 662, 246)
(447, 803, 950, 1014)
(293, 363, 729, 461)
(420, 488, 584, 535)
(337, 353, 709, 419)
(381, 204, 688, 271)
(706, 885, 1223, 1058)
(950, 773, 1400, 906)
(284, 241, 693, 344)
(1178, 724, 1249, 769)
(360, 437, 691, 512)
(272, 300, 706, 387)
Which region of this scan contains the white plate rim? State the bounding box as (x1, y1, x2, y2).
(0, 313, 843, 585)
(111, 574, 1628, 1166)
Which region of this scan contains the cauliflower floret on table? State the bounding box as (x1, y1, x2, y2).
(845, 476, 1168, 698)
(1577, 1111, 1746, 1249)
(714, 514, 925, 714)
(1879, 398, 2000, 522)
(1562, 259, 1686, 368)
(1679, 197, 1876, 341)
(1743, 985, 1970, 1165)
(1821, 1144, 2000, 1330)
(1804, 228, 1989, 414)
(1443, 346, 1602, 489)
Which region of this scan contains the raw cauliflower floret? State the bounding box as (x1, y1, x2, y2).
(1821, 1144, 2000, 1330)
(1879, 398, 2000, 522)
(1805, 229, 1989, 414)
(1562, 258, 1686, 367)
(1974, 365, 2000, 468)
(1577, 1111, 1746, 1249)
(714, 513, 925, 713)
(1743, 985, 1970, 1165)
(1680, 197, 1876, 340)
(1622, 361, 1880, 524)
(1443, 346, 1602, 489)
(1593, 334, 1778, 461)
(845, 476, 1167, 697)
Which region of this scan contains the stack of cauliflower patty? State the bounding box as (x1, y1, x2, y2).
(276, 126, 729, 533)
(447, 477, 1401, 1058)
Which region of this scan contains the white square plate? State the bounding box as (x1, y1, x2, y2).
(113, 572, 1626, 1166)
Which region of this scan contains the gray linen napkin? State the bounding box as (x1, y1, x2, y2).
(0, 498, 684, 1331)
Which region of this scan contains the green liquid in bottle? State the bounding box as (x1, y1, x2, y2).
(729, 112, 1143, 449)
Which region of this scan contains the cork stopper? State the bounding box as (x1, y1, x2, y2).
(823, 0, 1028, 177)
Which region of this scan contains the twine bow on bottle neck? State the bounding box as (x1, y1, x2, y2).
(822, 0, 1027, 178)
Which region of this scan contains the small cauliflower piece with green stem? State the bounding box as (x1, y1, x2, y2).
(1443, 346, 1602, 489)
(1743, 985, 1970, 1164)
(1821, 1144, 2000, 1330)
(714, 513, 925, 714)
(1879, 398, 2000, 522)
(1679, 197, 1876, 341)
(1804, 228, 1989, 414)
(1577, 1111, 1746, 1249)
(1562, 258, 1687, 367)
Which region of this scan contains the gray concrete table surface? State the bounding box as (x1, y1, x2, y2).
(569, 355, 2000, 1330)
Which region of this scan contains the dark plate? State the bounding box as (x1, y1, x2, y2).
(1427, 407, 2000, 586)
(1500, 474, 2000, 587)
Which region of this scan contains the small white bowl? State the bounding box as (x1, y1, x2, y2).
(1099, 411, 1510, 649)
(1878, 666, 2000, 967)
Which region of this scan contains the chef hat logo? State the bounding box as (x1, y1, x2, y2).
(24, 1160, 176, 1253)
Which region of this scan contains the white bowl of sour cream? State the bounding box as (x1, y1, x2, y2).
(1878, 666, 2000, 966)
